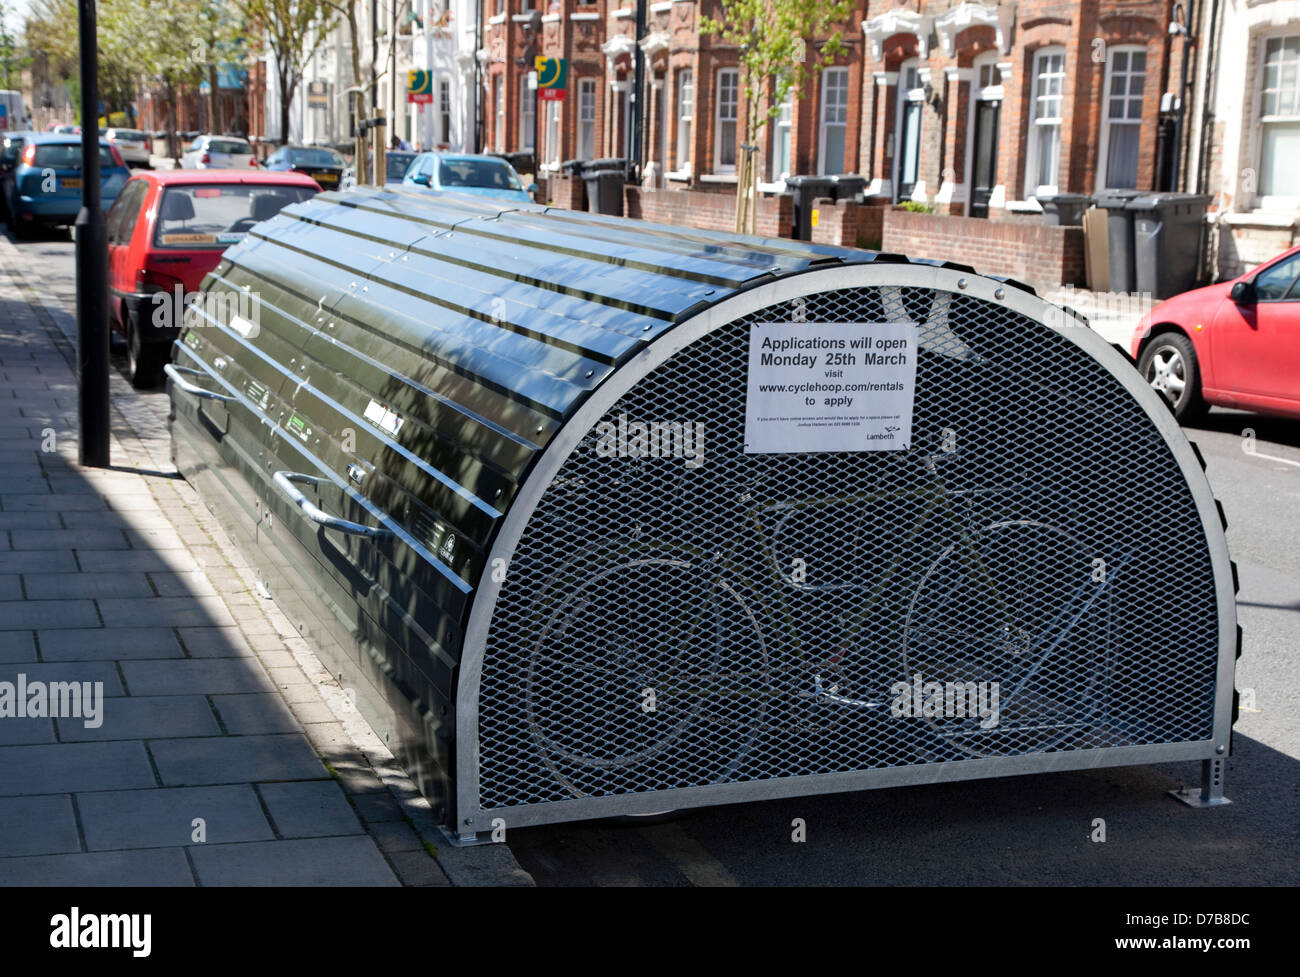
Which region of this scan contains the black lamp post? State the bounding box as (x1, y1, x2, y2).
(76, 0, 109, 467)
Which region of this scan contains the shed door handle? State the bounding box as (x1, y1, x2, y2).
(272, 471, 390, 538)
(164, 364, 234, 402)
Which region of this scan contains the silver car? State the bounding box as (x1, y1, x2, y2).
(180, 134, 258, 170)
(104, 128, 151, 167)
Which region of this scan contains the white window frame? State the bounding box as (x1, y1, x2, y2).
(545, 100, 561, 167)
(1253, 30, 1300, 211)
(519, 75, 536, 151)
(818, 67, 849, 176)
(438, 77, 451, 148)
(493, 75, 505, 152)
(1096, 44, 1147, 192)
(715, 67, 738, 174)
(1025, 46, 1065, 199)
(578, 78, 596, 160)
(675, 68, 693, 172)
(770, 86, 792, 182)
(893, 59, 925, 199)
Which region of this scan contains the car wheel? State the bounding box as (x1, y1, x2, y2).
(11, 219, 32, 241)
(126, 313, 166, 389)
(1138, 332, 1208, 424)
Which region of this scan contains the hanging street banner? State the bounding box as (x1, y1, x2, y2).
(535, 57, 568, 101)
(408, 70, 433, 105)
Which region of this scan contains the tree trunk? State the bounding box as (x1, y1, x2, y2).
(278, 63, 293, 147)
(208, 63, 221, 134)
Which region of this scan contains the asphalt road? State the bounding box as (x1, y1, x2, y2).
(8, 223, 1296, 886)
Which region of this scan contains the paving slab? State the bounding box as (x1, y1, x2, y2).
(99, 595, 236, 629)
(57, 695, 220, 742)
(0, 660, 125, 695)
(257, 780, 365, 839)
(0, 794, 81, 857)
(22, 572, 155, 600)
(0, 741, 156, 795)
(0, 847, 194, 886)
(0, 716, 56, 745)
(149, 733, 326, 785)
(0, 631, 36, 663)
(0, 599, 100, 630)
(38, 627, 183, 661)
(121, 658, 273, 696)
(78, 785, 273, 851)
(187, 835, 397, 886)
(210, 693, 300, 735)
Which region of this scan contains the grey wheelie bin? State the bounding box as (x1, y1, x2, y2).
(1039, 193, 1092, 226)
(1094, 189, 1142, 292)
(1128, 193, 1213, 299)
(786, 174, 836, 240)
(581, 157, 626, 215)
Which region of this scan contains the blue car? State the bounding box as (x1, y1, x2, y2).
(401, 152, 536, 204)
(3, 132, 130, 238)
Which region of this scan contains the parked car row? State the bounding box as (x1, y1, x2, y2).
(0, 131, 130, 237)
(18, 130, 1291, 425)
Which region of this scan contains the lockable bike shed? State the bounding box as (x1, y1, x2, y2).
(168, 186, 1238, 843)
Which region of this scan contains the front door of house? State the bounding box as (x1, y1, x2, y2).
(970, 99, 1001, 218)
(898, 100, 923, 201)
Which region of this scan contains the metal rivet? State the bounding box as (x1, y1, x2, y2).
(643, 324, 651, 331)
(994, 287, 1006, 300)
(585, 370, 594, 378)
(536, 426, 543, 434)
(1216, 745, 1226, 754)
(956, 278, 968, 290)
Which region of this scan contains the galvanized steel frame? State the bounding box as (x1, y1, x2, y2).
(452, 262, 1238, 840)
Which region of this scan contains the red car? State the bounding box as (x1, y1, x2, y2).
(1132, 244, 1300, 422)
(105, 169, 319, 386)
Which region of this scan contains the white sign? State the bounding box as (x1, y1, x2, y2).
(744, 321, 918, 453)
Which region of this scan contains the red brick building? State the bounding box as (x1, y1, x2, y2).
(483, 0, 1190, 217)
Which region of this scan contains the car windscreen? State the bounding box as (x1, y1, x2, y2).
(288, 148, 343, 167)
(112, 130, 147, 141)
(153, 184, 316, 248)
(209, 139, 252, 155)
(386, 153, 416, 180)
(31, 143, 117, 169)
(438, 159, 522, 191)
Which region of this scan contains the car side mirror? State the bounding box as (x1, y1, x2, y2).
(1229, 280, 1256, 305)
(411, 172, 430, 187)
(527, 183, 539, 197)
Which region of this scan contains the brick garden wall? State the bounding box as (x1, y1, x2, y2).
(624, 186, 794, 239)
(882, 209, 1086, 290)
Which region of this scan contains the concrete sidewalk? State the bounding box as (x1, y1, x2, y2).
(0, 238, 530, 886)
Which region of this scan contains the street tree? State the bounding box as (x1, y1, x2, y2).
(0, 1, 31, 92)
(238, 0, 337, 146)
(700, 0, 850, 234)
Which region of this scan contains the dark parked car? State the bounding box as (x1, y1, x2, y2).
(2, 132, 130, 238)
(385, 151, 418, 183)
(262, 145, 347, 190)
